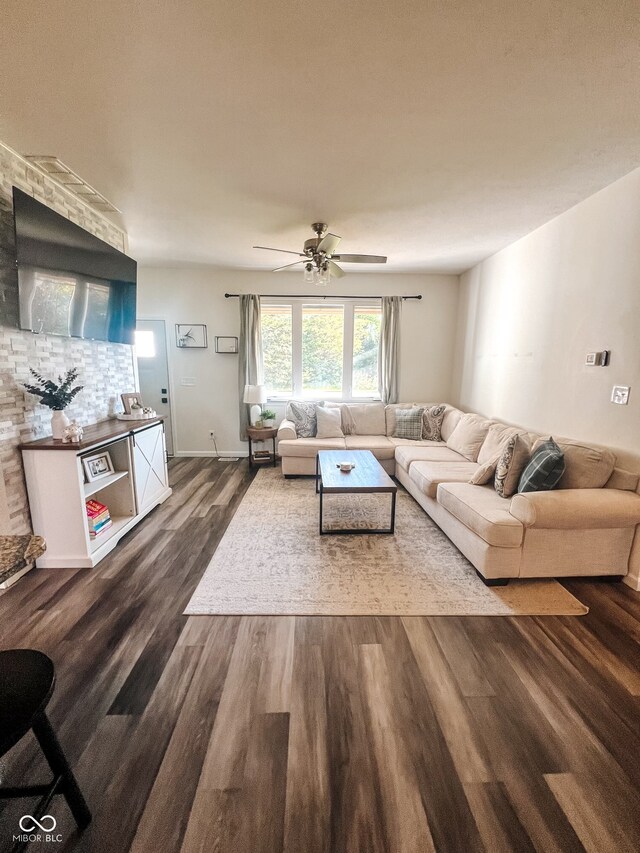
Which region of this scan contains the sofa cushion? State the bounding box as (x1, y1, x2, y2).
(344, 435, 395, 460)
(494, 434, 531, 498)
(437, 483, 524, 548)
(389, 437, 443, 447)
(478, 423, 526, 465)
(278, 437, 346, 458)
(395, 444, 468, 473)
(316, 405, 344, 439)
(469, 457, 499, 485)
(385, 403, 416, 436)
(533, 437, 616, 489)
(440, 406, 464, 441)
(285, 400, 318, 437)
(422, 404, 446, 441)
(410, 460, 481, 499)
(518, 438, 565, 493)
(446, 414, 492, 462)
(393, 407, 425, 440)
(343, 402, 386, 435)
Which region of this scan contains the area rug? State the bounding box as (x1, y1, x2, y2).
(185, 468, 587, 616)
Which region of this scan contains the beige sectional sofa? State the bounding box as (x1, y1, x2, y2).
(277, 402, 640, 584)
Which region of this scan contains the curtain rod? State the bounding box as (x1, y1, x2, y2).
(224, 293, 422, 300)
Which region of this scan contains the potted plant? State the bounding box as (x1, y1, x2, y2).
(262, 409, 276, 428)
(23, 367, 84, 440)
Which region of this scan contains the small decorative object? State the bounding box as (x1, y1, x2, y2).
(22, 367, 84, 440)
(82, 451, 114, 483)
(243, 384, 267, 426)
(215, 336, 238, 354)
(176, 324, 208, 348)
(120, 392, 143, 414)
(62, 421, 84, 444)
(338, 462, 356, 472)
(261, 409, 276, 428)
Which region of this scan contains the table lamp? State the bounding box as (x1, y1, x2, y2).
(243, 384, 267, 426)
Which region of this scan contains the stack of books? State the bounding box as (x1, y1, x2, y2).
(86, 499, 112, 539)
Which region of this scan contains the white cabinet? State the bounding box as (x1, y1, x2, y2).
(21, 418, 172, 569)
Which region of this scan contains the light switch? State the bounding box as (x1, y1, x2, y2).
(611, 385, 630, 405)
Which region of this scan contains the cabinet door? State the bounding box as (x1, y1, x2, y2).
(133, 423, 168, 512)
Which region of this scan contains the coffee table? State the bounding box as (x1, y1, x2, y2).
(315, 449, 397, 535)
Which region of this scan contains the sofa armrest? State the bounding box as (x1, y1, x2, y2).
(510, 489, 640, 530)
(277, 419, 298, 441)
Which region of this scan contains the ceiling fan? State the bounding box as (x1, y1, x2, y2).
(253, 223, 387, 285)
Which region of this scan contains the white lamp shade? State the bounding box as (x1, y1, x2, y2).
(243, 384, 267, 405)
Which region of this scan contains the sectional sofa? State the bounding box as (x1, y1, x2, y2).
(277, 402, 640, 584)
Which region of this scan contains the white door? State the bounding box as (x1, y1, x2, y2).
(136, 319, 174, 455)
(133, 423, 169, 512)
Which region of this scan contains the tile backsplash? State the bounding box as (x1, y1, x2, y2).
(0, 141, 135, 533)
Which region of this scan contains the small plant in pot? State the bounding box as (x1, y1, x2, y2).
(23, 367, 84, 440)
(261, 409, 276, 428)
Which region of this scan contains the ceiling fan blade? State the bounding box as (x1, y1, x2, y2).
(332, 254, 387, 264)
(317, 233, 341, 255)
(272, 260, 305, 272)
(254, 245, 306, 257)
(328, 260, 345, 278)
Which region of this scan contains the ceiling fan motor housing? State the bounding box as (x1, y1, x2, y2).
(304, 237, 322, 255)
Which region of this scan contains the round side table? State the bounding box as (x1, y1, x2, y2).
(246, 427, 278, 469)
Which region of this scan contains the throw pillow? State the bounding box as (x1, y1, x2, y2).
(422, 404, 446, 441)
(469, 457, 499, 485)
(315, 405, 344, 439)
(393, 407, 425, 441)
(285, 400, 317, 437)
(446, 414, 492, 462)
(518, 438, 565, 493)
(494, 434, 531, 498)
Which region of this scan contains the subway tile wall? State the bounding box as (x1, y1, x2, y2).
(0, 142, 135, 533)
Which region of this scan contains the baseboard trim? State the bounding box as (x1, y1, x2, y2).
(174, 450, 249, 458)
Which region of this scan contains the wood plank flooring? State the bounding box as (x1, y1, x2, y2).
(1, 457, 639, 852)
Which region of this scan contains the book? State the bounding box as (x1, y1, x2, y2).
(86, 498, 111, 538)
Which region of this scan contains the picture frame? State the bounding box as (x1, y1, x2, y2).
(121, 392, 144, 414)
(82, 450, 115, 483)
(215, 336, 239, 354)
(176, 324, 208, 348)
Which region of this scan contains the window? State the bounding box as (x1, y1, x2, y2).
(134, 329, 156, 358)
(261, 299, 381, 399)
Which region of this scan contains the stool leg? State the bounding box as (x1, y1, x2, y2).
(31, 711, 92, 829)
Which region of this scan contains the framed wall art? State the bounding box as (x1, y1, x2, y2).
(176, 324, 208, 348)
(215, 336, 239, 354)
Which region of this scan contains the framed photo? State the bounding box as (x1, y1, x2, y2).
(176, 324, 208, 348)
(121, 392, 143, 414)
(215, 336, 239, 354)
(83, 451, 114, 482)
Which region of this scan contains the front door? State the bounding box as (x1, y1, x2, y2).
(135, 319, 174, 455)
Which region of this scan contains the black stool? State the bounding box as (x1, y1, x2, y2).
(0, 649, 91, 852)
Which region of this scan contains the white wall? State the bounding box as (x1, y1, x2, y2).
(452, 166, 640, 469)
(137, 269, 459, 455)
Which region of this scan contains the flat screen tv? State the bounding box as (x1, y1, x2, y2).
(12, 187, 137, 344)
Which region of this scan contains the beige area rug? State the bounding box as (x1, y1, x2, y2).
(185, 468, 587, 616)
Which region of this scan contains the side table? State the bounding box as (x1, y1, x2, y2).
(246, 426, 278, 469)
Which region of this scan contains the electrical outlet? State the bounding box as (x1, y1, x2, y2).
(209, 430, 216, 440)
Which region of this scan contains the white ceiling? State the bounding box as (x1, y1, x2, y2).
(1, 0, 638, 274)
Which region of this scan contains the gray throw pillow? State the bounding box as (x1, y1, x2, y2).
(285, 401, 317, 437)
(518, 438, 565, 493)
(393, 407, 425, 441)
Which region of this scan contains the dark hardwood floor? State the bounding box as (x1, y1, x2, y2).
(1, 457, 639, 852)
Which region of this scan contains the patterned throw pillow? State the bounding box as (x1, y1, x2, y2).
(518, 438, 565, 493)
(393, 407, 425, 441)
(422, 404, 446, 441)
(285, 401, 318, 437)
(494, 434, 531, 498)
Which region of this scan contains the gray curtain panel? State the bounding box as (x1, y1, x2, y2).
(238, 294, 263, 440)
(378, 295, 401, 403)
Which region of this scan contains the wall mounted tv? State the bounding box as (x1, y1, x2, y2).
(12, 187, 137, 345)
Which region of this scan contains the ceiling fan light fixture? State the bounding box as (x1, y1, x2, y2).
(303, 262, 315, 283)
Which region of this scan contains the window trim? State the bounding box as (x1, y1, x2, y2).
(261, 296, 382, 402)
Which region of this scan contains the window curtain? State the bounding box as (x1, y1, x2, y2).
(238, 294, 263, 440)
(378, 295, 401, 404)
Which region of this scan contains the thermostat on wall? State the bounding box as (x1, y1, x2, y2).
(611, 385, 630, 405)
